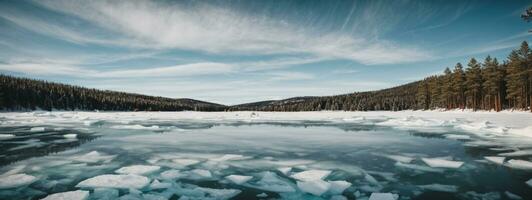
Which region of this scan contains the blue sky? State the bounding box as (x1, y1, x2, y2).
(0, 0, 530, 105)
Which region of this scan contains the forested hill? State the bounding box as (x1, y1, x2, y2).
(230, 41, 531, 112)
(0, 75, 226, 111)
(229, 82, 419, 111)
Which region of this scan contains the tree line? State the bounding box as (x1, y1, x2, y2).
(0, 75, 225, 111)
(230, 41, 531, 112)
(416, 41, 531, 111)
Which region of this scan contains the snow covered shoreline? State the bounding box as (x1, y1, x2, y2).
(1, 110, 531, 135)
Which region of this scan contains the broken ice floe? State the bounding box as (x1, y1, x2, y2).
(246, 171, 296, 193)
(225, 175, 253, 185)
(63, 133, 77, 139)
(297, 179, 330, 196)
(115, 165, 160, 175)
(0, 173, 37, 189)
(69, 151, 115, 163)
(395, 162, 444, 173)
(291, 169, 331, 181)
(76, 174, 150, 189)
(159, 170, 182, 180)
(421, 158, 464, 169)
(41, 190, 89, 200)
(328, 180, 352, 194)
(368, 192, 398, 200)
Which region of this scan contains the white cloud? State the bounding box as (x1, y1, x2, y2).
(0, 62, 234, 78)
(267, 71, 315, 81)
(31, 0, 431, 65)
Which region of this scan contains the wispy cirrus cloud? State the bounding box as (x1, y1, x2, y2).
(27, 0, 431, 65)
(0, 62, 235, 78)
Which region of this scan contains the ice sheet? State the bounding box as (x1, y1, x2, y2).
(369, 192, 398, 200)
(297, 180, 331, 196)
(115, 165, 161, 175)
(41, 190, 89, 200)
(0, 173, 37, 189)
(76, 174, 150, 189)
(291, 169, 331, 181)
(421, 158, 464, 169)
(225, 175, 253, 185)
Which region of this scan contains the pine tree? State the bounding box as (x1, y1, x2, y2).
(506, 48, 527, 109)
(482, 56, 503, 111)
(465, 58, 483, 110)
(440, 68, 453, 109)
(428, 76, 443, 108)
(416, 80, 429, 110)
(451, 63, 466, 109)
(515, 41, 532, 111)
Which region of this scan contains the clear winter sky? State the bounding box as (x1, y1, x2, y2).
(0, 0, 530, 105)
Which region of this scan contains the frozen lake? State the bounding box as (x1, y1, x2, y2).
(0, 111, 532, 200)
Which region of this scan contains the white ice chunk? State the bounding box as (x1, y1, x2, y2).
(226, 175, 253, 185)
(70, 151, 115, 163)
(0, 134, 15, 139)
(143, 194, 167, 200)
(505, 191, 523, 200)
(172, 158, 200, 166)
(190, 169, 212, 178)
(505, 159, 532, 170)
(256, 193, 268, 198)
(277, 167, 292, 175)
(0, 173, 38, 189)
(248, 171, 296, 193)
(76, 174, 149, 189)
(63, 134, 77, 139)
(419, 184, 458, 193)
(149, 179, 172, 190)
(485, 156, 506, 165)
(297, 180, 331, 196)
(382, 154, 414, 163)
(210, 154, 249, 162)
(445, 134, 471, 140)
(364, 174, 380, 186)
(110, 124, 162, 130)
(41, 190, 89, 200)
(173, 184, 241, 200)
(328, 180, 352, 194)
(160, 170, 182, 180)
(291, 169, 331, 181)
(499, 149, 532, 157)
(369, 193, 398, 200)
(395, 162, 444, 173)
(30, 127, 46, 132)
(1, 165, 25, 176)
(526, 178, 532, 187)
(421, 158, 464, 169)
(115, 165, 160, 175)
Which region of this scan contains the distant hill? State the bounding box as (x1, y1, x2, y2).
(229, 82, 419, 111)
(0, 75, 226, 111)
